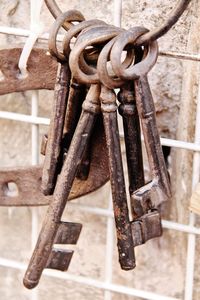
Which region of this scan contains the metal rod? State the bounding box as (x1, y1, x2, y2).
(31, 91, 40, 300)
(184, 67, 200, 300)
(104, 194, 114, 300)
(2, 111, 200, 152)
(0, 111, 50, 125)
(0, 26, 63, 42)
(159, 50, 200, 62)
(0, 257, 180, 300)
(135, 0, 191, 46)
(68, 202, 200, 235)
(114, 0, 122, 27)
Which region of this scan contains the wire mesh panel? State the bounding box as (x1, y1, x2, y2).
(0, 1, 200, 300)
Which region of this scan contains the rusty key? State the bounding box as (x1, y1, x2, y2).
(105, 27, 168, 247)
(23, 84, 101, 289)
(100, 85, 135, 270)
(109, 27, 171, 215)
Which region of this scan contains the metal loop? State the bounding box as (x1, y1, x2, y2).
(110, 27, 158, 81)
(45, 0, 191, 45)
(135, 0, 191, 46)
(97, 27, 149, 89)
(97, 37, 126, 89)
(69, 25, 123, 84)
(44, 0, 84, 31)
(48, 10, 85, 62)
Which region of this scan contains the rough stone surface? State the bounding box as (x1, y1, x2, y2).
(1, 1, 200, 300)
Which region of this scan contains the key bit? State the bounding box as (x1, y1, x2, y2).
(54, 221, 82, 244)
(46, 248, 73, 271)
(131, 210, 162, 247)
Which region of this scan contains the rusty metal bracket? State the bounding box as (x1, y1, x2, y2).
(0, 47, 109, 206)
(0, 116, 109, 206)
(0, 47, 57, 95)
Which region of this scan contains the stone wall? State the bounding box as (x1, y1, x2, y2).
(1, 1, 200, 299)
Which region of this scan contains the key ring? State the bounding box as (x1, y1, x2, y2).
(97, 27, 151, 89)
(97, 27, 158, 89)
(45, 0, 191, 45)
(69, 25, 123, 84)
(110, 28, 158, 81)
(96, 37, 126, 89)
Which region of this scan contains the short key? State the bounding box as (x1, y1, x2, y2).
(100, 85, 135, 270)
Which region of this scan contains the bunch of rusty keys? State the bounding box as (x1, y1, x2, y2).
(23, 11, 171, 289)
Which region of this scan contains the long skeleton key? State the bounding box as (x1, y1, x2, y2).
(108, 27, 171, 215)
(117, 83, 162, 247)
(117, 81, 163, 246)
(98, 27, 169, 249)
(100, 85, 135, 270)
(23, 84, 101, 289)
(117, 47, 145, 198)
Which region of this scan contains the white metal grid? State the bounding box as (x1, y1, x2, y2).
(0, 1, 199, 300)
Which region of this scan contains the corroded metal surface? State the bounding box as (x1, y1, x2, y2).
(0, 48, 57, 95)
(44, 0, 192, 46)
(23, 84, 102, 289)
(41, 62, 71, 195)
(0, 116, 109, 206)
(118, 83, 145, 196)
(100, 85, 135, 270)
(0, 4, 184, 286)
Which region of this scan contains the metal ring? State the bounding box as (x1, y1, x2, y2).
(110, 28, 158, 81)
(97, 28, 149, 89)
(45, 0, 191, 45)
(48, 10, 85, 62)
(135, 0, 191, 46)
(44, 0, 84, 31)
(97, 37, 126, 89)
(69, 25, 123, 84)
